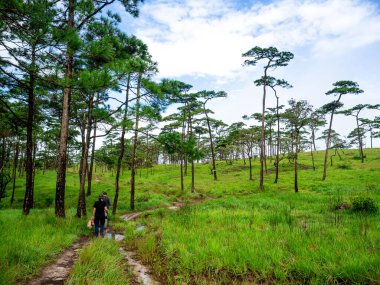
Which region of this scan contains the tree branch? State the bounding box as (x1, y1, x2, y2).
(0, 97, 27, 125)
(76, 0, 116, 30)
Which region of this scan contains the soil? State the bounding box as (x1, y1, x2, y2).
(26, 236, 89, 285)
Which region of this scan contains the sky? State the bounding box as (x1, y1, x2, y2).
(112, 0, 380, 149)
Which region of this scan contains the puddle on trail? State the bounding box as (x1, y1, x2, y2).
(119, 247, 159, 285)
(136, 225, 145, 231)
(106, 232, 125, 241)
(167, 206, 179, 210)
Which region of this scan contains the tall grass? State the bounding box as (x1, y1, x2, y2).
(132, 193, 380, 284)
(66, 239, 133, 285)
(0, 208, 88, 285)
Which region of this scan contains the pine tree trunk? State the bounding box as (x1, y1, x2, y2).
(42, 141, 47, 175)
(55, 0, 74, 218)
(204, 105, 217, 180)
(23, 46, 36, 215)
(180, 119, 185, 191)
(260, 72, 267, 190)
(191, 161, 195, 193)
(249, 157, 252, 180)
(180, 157, 184, 191)
(294, 132, 299, 193)
(11, 138, 19, 205)
(264, 143, 268, 174)
(0, 137, 5, 202)
(323, 95, 343, 180)
(356, 116, 364, 163)
(113, 74, 130, 215)
(87, 119, 96, 196)
(130, 73, 142, 211)
(322, 101, 339, 181)
(274, 96, 280, 183)
(77, 96, 94, 217)
(312, 128, 317, 151)
(187, 103, 195, 192)
(269, 124, 272, 164)
(310, 142, 315, 171)
(31, 139, 37, 208)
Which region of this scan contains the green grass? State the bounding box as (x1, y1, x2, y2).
(1, 148, 380, 284)
(130, 193, 380, 284)
(0, 208, 88, 285)
(4, 148, 380, 212)
(66, 238, 133, 285)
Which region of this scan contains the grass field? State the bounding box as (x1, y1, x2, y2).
(1, 148, 379, 284)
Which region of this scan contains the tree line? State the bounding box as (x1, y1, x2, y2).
(1, 0, 379, 217)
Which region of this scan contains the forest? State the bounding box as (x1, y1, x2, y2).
(0, 1, 379, 284)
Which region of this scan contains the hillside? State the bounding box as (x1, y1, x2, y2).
(1, 148, 379, 284)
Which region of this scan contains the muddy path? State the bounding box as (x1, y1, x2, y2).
(26, 236, 89, 285)
(119, 246, 159, 285)
(117, 199, 211, 285)
(120, 201, 184, 221)
(116, 203, 186, 285)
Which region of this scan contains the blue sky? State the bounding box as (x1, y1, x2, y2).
(113, 0, 380, 148)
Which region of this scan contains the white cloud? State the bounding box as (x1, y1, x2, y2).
(126, 0, 380, 79)
(115, 0, 380, 147)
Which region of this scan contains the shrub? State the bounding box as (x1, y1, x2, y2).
(44, 197, 54, 207)
(334, 202, 350, 210)
(353, 154, 366, 160)
(351, 197, 378, 214)
(336, 161, 352, 169)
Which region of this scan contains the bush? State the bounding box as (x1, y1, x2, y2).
(351, 197, 378, 214)
(336, 161, 352, 169)
(353, 154, 366, 160)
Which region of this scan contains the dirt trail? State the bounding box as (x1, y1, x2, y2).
(120, 201, 184, 221)
(118, 200, 200, 285)
(117, 204, 183, 285)
(26, 199, 206, 285)
(26, 237, 89, 285)
(119, 247, 159, 285)
(118, 200, 208, 285)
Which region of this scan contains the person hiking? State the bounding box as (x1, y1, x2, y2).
(102, 192, 111, 229)
(103, 192, 111, 208)
(92, 194, 107, 237)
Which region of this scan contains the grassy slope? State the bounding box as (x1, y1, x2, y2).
(134, 194, 379, 284)
(1, 148, 379, 284)
(126, 149, 380, 284)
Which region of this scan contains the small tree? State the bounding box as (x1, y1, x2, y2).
(239, 126, 261, 180)
(321, 81, 363, 180)
(360, 113, 380, 149)
(282, 99, 313, 192)
(255, 76, 291, 183)
(308, 111, 326, 170)
(242, 46, 293, 190)
(337, 104, 375, 163)
(198, 90, 227, 180)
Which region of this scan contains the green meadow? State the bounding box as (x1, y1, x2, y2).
(1, 148, 380, 284)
